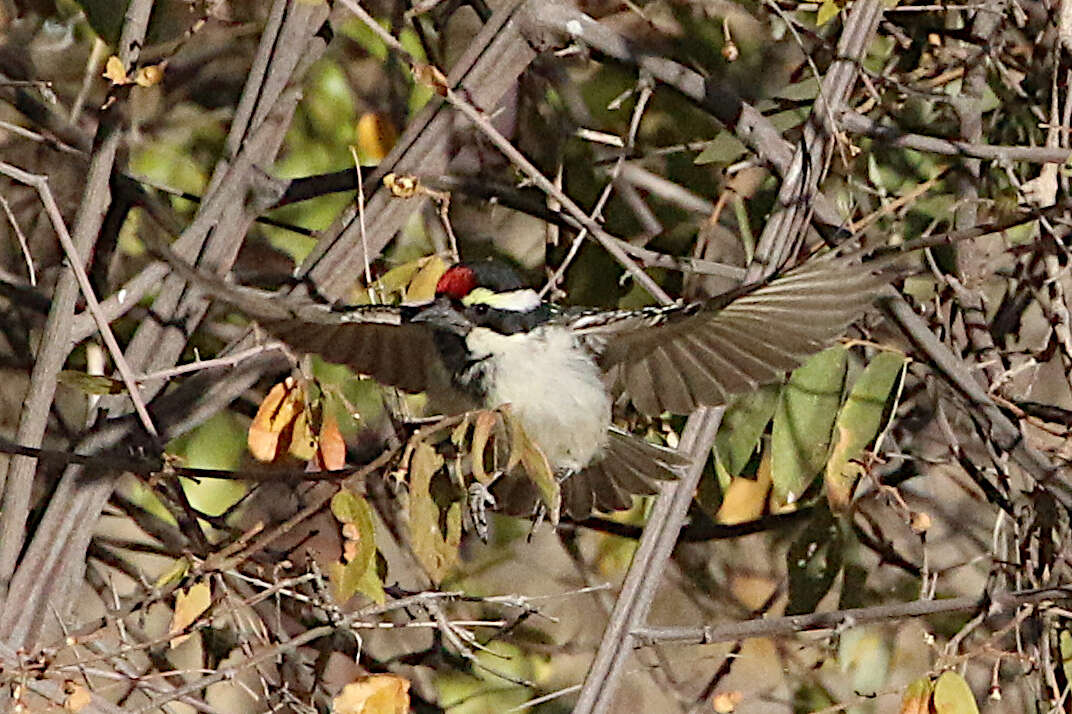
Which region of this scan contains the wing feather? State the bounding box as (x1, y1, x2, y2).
(260, 304, 437, 394)
(649, 345, 697, 413)
(592, 259, 890, 415)
(625, 357, 661, 416)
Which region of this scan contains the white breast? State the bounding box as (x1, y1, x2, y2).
(465, 324, 611, 472)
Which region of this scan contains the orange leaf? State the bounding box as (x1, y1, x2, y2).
(315, 414, 347, 470)
(469, 410, 499, 484)
(355, 112, 398, 163)
(248, 378, 305, 463)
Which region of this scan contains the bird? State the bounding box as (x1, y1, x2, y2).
(246, 255, 894, 519)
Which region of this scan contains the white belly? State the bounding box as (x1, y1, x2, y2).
(465, 325, 611, 471)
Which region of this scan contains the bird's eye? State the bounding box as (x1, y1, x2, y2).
(472, 303, 489, 316)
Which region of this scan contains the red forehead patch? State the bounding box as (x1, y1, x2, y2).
(435, 264, 477, 299)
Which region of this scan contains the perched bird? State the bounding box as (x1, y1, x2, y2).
(255, 256, 893, 518)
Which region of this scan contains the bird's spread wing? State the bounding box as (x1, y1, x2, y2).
(573, 259, 892, 415)
(259, 302, 439, 394)
(141, 237, 445, 395)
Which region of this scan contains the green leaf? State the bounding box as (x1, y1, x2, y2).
(330, 491, 384, 603)
(176, 412, 247, 517)
(58, 370, 126, 396)
(408, 443, 462, 582)
(694, 134, 747, 165)
(825, 351, 906, 510)
(838, 628, 890, 696)
(507, 412, 561, 524)
(771, 347, 848, 506)
(933, 671, 979, 714)
(785, 503, 843, 615)
(331, 490, 369, 528)
(716, 385, 780, 478)
(330, 557, 386, 605)
(1062, 630, 1072, 686)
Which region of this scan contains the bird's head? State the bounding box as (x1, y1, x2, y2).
(410, 260, 550, 335)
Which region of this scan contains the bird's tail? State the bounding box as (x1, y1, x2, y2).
(493, 426, 687, 519)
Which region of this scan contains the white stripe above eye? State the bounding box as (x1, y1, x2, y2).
(462, 287, 542, 312)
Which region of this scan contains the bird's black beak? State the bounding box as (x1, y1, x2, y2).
(408, 296, 471, 335)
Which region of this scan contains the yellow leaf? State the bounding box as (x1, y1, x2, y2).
(169, 581, 211, 648)
(716, 448, 772, 524)
(330, 490, 382, 602)
(816, 0, 842, 26)
(405, 255, 448, 302)
(355, 112, 399, 164)
(358, 258, 427, 303)
(333, 674, 410, 714)
(407, 442, 461, 582)
(933, 671, 979, 714)
(103, 55, 128, 85)
(330, 558, 386, 605)
(288, 405, 317, 462)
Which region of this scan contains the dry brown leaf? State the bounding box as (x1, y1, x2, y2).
(712, 690, 742, 713)
(64, 683, 92, 711)
(383, 172, 420, 198)
(411, 62, 448, 95)
(103, 56, 128, 85)
(134, 63, 165, 87)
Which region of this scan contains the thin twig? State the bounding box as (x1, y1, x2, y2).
(0, 162, 159, 439)
(633, 586, 1072, 645)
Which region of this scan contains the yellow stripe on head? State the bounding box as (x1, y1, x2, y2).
(462, 288, 542, 312)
